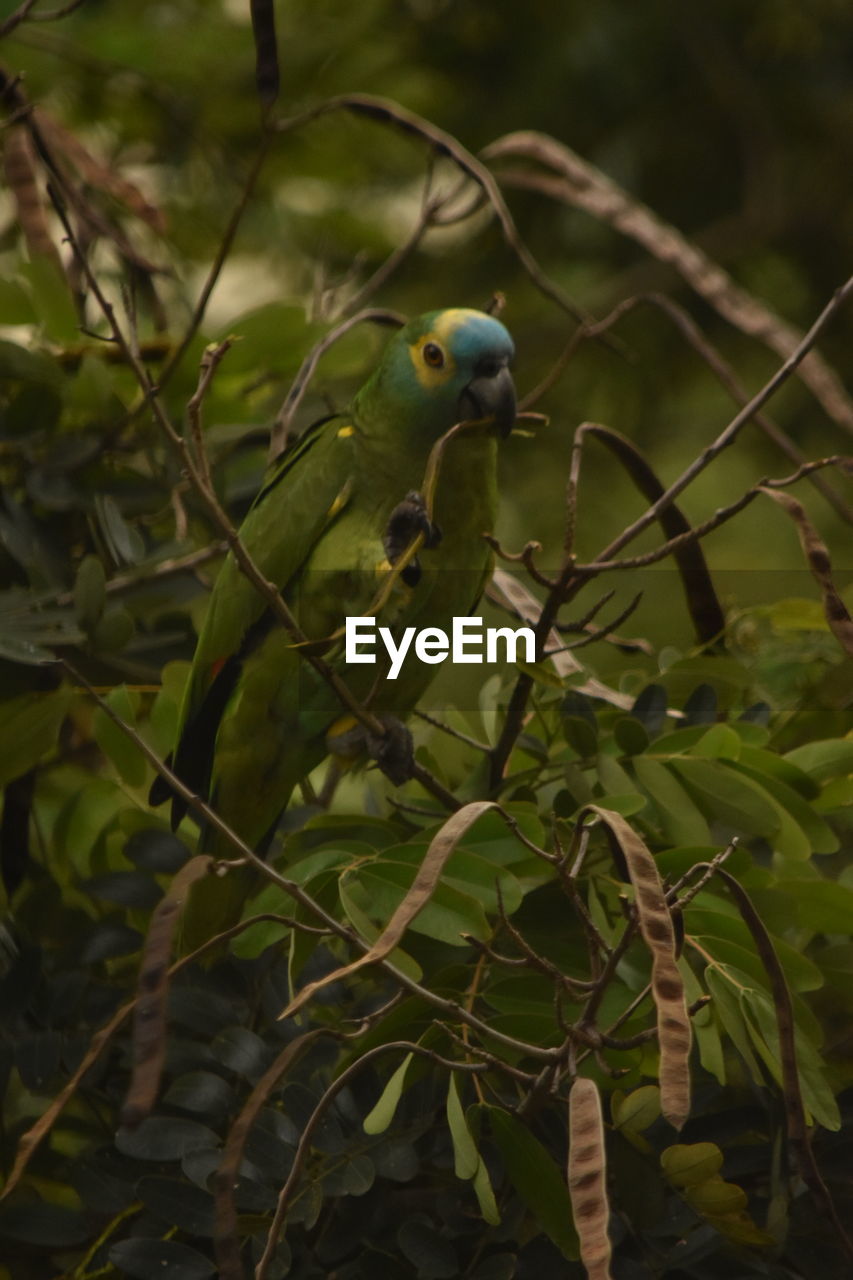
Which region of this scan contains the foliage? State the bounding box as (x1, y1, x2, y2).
(1, 3, 853, 1280)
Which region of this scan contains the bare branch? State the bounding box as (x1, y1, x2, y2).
(269, 307, 405, 461)
(256, 1042, 493, 1279)
(0, 0, 39, 39)
(584, 277, 853, 563)
(186, 338, 233, 491)
(274, 93, 596, 329)
(581, 455, 851, 574)
(486, 131, 853, 437)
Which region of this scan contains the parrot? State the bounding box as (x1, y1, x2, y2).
(150, 307, 516, 869)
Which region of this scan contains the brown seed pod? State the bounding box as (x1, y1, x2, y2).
(583, 805, 691, 1129)
(568, 1076, 613, 1280)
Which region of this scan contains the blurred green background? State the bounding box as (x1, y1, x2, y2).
(2, 0, 853, 672)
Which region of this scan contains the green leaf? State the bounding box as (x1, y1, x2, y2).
(346, 860, 490, 946)
(124, 829, 189, 872)
(737, 745, 819, 799)
(397, 1216, 459, 1279)
(682, 682, 717, 725)
(693, 724, 741, 760)
(669, 757, 780, 836)
(631, 756, 711, 845)
(337, 875, 423, 980)
(229, 911, 290, 960)
(680, 959, 725, 1085)
(445, 801, 546, 867)
(660, 655, 751, 706)
(137, 1177, 215, 1236)
(0, 631, 60, 665)
(446, 1074, 479, 1179)
(0, 688, 73, 787)
(363, 1053, 414, 1135)
(613, 716, 649, 756)
(704, 965, 763, 1082)
(596, 753, 646, 815)
(562, 714, 598, 757)
(0, 274, 37, 324)
(612, 1085, 661, 1133)
(784, 738, 853, 782)
(0, 1203, 89, 1246)
(94, 684, 147, 787)
(108, 1238, 216, 1280)
(92, 606, 135, 653)
(728, 760, 838, 854)
(660, 1141, 723, 1187)
(631, 683, 667, 734)
(22, 257, 79, 343)
(95, 494, 146, 566)
(472, 1154, 501, 1226)
(382, 843, 523, 917)
(516, 660, 565, 689)
(115, 1116, 218, 1161)
(740, 983, 840, 1131)
(469, 1255, 515, 1280)
(0, 337, 62, 388)
(73, 554, 106, 630)
(287, 811, 399, 854)
(488, 1106, 579, 1260)
(685, 1175, 747, 1215)
(685, 903, 824, 994)
(765, 878, 853, 934)
(82, 870, 162, 908)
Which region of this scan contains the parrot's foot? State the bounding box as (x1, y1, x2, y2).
(383, 490, 442, 588)
(366, 714, 415, 786)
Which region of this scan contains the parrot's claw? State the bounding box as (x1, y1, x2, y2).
(383, 490, 442, 588)
(366, 714, 415, 786)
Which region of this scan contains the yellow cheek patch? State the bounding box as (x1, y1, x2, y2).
(337, 425, 355, 438)
(408, 334, 456, 391)
(408, 308, 486, 390)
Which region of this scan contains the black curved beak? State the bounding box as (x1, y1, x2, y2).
(459, 361, 516, 438)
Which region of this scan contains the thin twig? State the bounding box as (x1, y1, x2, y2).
(273, 93, 596, 329)
(186, 338, 233, 491)
(578, 455, 851, 574)
(156, 133, 275, 394)
(486, 131, 853, 436)
(593, 276, 853, 566)
(60, 659, 558, 1068)
(338, 160, 441, 318)
(0, 0, 39, 39)
(269, 307, 405, 461)
(412, 708, 490, 754)
(547, 292, 853, 525)
(256, 1041, 492, 1279)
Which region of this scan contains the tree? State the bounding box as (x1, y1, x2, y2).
(1, 3, 852, 1278)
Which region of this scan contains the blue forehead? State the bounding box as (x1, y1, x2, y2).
(416, 308, 515, 365)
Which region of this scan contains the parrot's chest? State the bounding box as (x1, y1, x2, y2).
(290, 507, 404, 640)
(291, 484, 492, 646)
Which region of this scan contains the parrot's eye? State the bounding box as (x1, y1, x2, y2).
(422, 341, 445, 369)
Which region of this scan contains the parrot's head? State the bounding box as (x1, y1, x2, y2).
(355, 308, 516, 440)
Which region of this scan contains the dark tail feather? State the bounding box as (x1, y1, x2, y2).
(148, 756, 188, 832)
(148, 757, 174, 808)
(148, 653, 245, 831)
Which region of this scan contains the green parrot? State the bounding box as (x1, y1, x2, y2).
(151, 307, 516, 863)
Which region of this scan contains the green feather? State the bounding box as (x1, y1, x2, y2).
(152, 308, 515, 871)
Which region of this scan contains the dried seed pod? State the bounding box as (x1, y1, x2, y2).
(568, 1076, 613, 1280)
(3, 126, 62, 268)
(584, 806, 691, 1128)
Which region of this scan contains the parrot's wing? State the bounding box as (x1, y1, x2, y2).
(152, 415, 355, 821)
